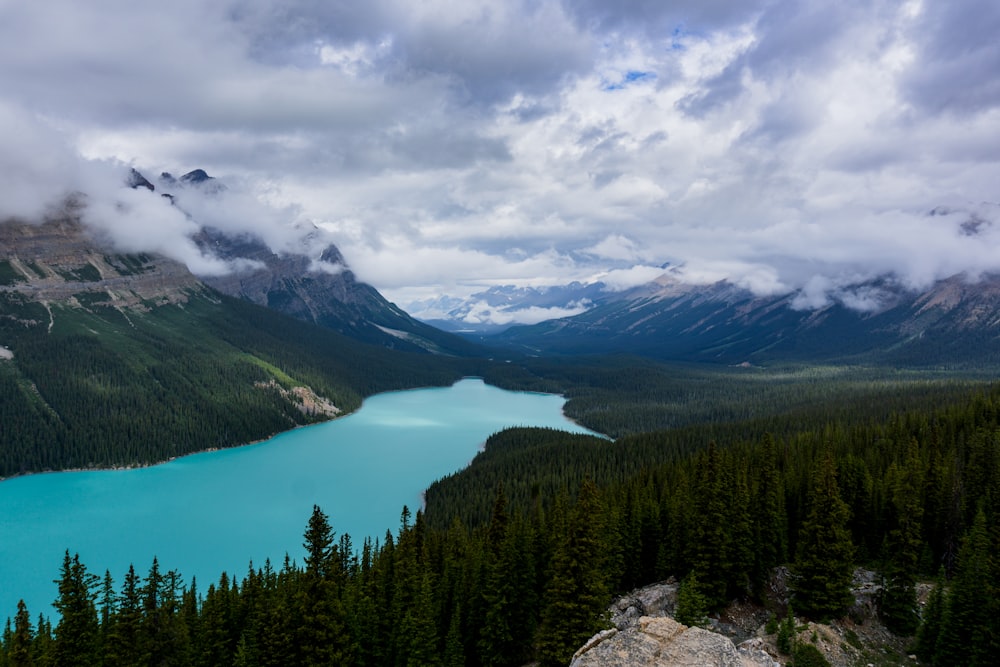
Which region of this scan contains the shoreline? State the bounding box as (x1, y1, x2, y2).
(0, 376, 603, 483)
(0, 403, 357, 484)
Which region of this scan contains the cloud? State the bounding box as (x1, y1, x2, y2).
(459, 300, 592, 326)
(0, 102, 82, 222)
(1, 0, 999, 317)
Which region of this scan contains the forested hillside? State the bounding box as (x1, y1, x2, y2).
(4, 381, 1000, 666)
(0, 290, 465, 477)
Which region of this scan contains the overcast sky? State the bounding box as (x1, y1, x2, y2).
(1, 0, 999, 320)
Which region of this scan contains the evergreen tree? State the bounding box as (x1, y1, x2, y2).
(776, 606, 795, 655)
(105, 565, 143, 667)
(753, 433, 787, 587)
(303, 505, 337, 580)
(297, 505, 352, 666)
(443, 602, 465, 667)
(31, 615, 52, 667)
(402, 571, 441, 667)
(536, 480, 609, 667)
(10, 600, 32, 667)
(934, 507, 995, 666)
(478, 484, 526, 667)
(687, 443, 731, 608)
(52, 551, 99, 666)
(914, 571, 944, 663)
(880, 441, 923, 635)
(791, 454, 855, 620)
(674, 573, 708, 628)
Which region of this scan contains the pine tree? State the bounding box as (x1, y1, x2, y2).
(52, 551, 99, 666)
(934, 507, 995, 666)
(536, 480, 609, 667)
(674, 573, 708, 628)
(297, 505, 352, 666)
(105, 564, 143, 667)
(10, 600, 33, 667)
(880, 441, 923, 636)
(402, 571, 441, 667)
(753, 433, 787, 587)
(914, 571, 944, 662)
(687, 442, 731, 608)
(791, 454, 855, 620)
(478, 484, 523, 667)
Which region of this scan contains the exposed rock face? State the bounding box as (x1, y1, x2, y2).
(608, 580, 678, 630)
(582, 581, 780, 667)
(0, 216, 203, 308)
(571, 616, 778, 667)
(192, 226, 479, 355)
(254, 379, 340, 418)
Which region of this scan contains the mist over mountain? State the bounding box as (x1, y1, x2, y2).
(489, 269, 1000, 365)
(414, 281, 609, 334)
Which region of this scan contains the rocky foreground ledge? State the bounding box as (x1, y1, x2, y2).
(571, 570, 919, 667)
(571, 615, 779, 667)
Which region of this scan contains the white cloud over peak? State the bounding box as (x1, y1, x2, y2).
(1, 0, 998, 313)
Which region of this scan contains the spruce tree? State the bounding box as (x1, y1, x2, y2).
(536, 480, 609, 667)
(105, 564, 143, 667)
(402, 571, 441, 667)
(791, 454, 855, 620)
(52, 551, 99, 666)
(914, 571, 944, 663)
(10, 600, 33, 667)
(674, 573, 708, 628)
(478, 485, 516, 667)
(753, 433, 787, 587)
(297, 505, 352, 666)
(934, 507, 994, 666)
(687, 442, 731, 608)
(880, 441, 923, 635)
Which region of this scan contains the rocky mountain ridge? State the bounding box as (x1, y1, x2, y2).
(0, 214, 204, 311)
(127, 167, 480, 356)
(493, 270, 1000, 365)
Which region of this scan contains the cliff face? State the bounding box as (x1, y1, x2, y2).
(0, 216, 203, 309)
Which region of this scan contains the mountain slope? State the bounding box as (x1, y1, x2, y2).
(129, 168, 479, 356)
(193, 226, 481, 356)
(0, 213, 464, 476)
(493, 272, 1000, 365)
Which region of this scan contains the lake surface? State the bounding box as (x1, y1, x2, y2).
(0, 378, 596, 617)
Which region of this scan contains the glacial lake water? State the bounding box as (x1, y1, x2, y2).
(0, 378, 597, 617)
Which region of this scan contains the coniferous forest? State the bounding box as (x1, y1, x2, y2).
(3, 378, 1000, 666)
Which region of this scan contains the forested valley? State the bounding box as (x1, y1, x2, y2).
(3, 378, 1000, 666)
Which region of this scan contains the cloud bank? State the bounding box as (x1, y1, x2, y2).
(1, 0, 999, 322)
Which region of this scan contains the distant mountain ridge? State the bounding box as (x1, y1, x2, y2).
(416, 281, 607, 334)
(491, 271, 1000, 365)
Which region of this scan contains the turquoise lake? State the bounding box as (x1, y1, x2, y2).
(0, 378, 596, 617)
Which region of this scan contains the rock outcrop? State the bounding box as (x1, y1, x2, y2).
(0, 216, 203, 309)
(570, 616, 779, 667)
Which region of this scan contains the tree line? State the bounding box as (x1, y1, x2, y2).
(4, 382, 1000, 665)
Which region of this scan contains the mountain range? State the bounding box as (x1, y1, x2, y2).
(488, 270, 1000, 366)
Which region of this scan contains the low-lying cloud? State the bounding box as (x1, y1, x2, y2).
(1, 0, 998, 320)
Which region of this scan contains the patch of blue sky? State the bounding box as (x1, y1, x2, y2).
(604, 70, 656, 91)
(671, 24, 692, 51)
